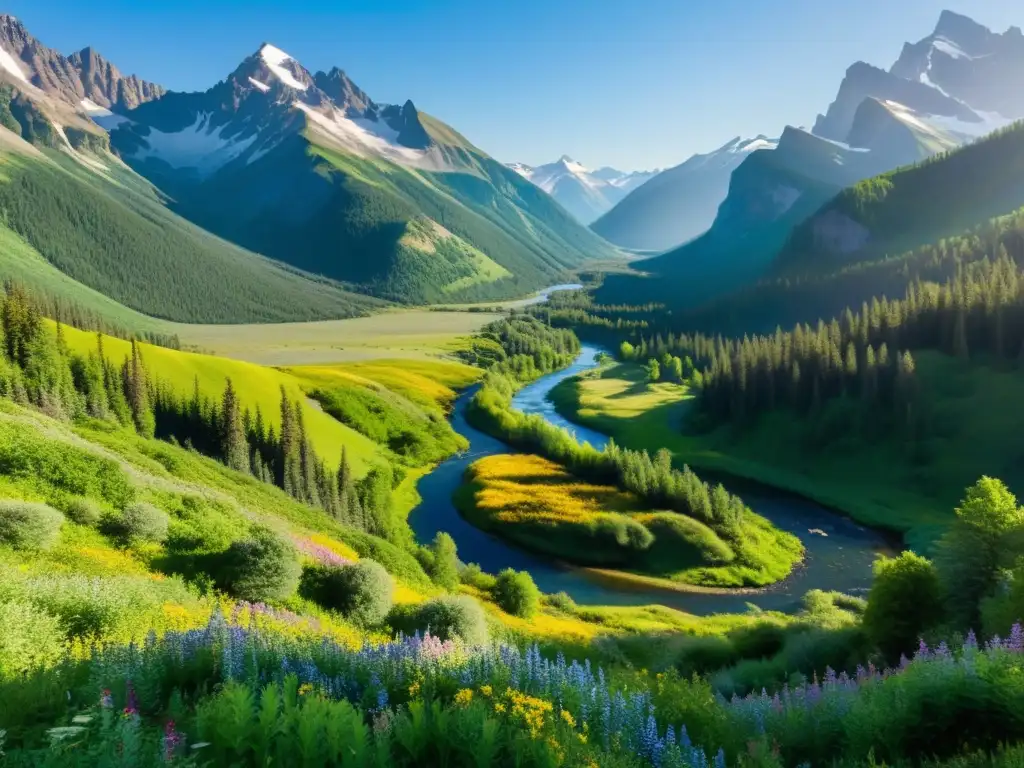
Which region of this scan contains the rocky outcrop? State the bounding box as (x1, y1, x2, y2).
(0, 15, 164, 113)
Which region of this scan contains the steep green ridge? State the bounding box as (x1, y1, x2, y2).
(167, 130, 616, 305)
(778, 121, 1024, 271)
(596, 148, 842, 309)
(0, 148, 383, 323)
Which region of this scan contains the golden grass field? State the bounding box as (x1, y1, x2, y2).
(470, 453, 643, 525)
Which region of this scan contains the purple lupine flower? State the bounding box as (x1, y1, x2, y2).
(124, 680, 139, 717)
(163, 720, 183, 761)
(916, 638, 930, 660)
(1009, 623, 1024, 652)
(965, 629, 978, 649)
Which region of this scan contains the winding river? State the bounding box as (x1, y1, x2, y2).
(408, 343, 892, 615)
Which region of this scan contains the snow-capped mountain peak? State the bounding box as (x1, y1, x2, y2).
(257, 43, 308, 91)
(506, 155, 656, 224)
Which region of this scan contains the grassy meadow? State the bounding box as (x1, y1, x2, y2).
(551, 356, 1024, 551)
(171, 308, 501, 366)
(458, 454, 801, 589)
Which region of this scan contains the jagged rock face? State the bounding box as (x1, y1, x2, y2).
(812, 61, 975, 142)
(67, 47, 164, 111)
(313, 68, 374, 115)
(0, 14, 164, 113)
(889, 10, 1024, 118)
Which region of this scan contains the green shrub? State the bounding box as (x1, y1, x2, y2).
(492, 568, 540, 618)
(415, 595, 489, 644)
(729, 622, 787, 660)
(0, 599, 64, 677)
(0, 500, 64, 550)
(112, 502, 169, 543)
(300, 560, 394, 626)
(673, 635, 741, 678)
(427, 532, 460, 590)
(219, 526, 301, 602)
(544, 591, 577, 614)
(864, 551, 944, 662)
(63, 496, 101, 527)
(460, 562, 497, 590)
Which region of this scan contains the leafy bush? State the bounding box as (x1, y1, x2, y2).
(0, 500, 63, 550)
(864, 552, 944, 662)
(544, 591, 577, 614)
(218, 526, 301, 602)
(63, 496, 102, 527)
(300, 560, 394, 626)
(111, 501, 169, 543)
(729, 622, 787, 660)
(460, 562, 497, 591)
(0, 599, 64, 677)
(414, 595, 489, 645)
(427, 532, 460, 590)
(492, 568, 540, 618)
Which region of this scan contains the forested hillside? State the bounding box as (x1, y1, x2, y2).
(0, 149, 382, 323)
(778, 121, 1024, 272)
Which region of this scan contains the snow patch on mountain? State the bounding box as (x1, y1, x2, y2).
(0, 45, 28, 84)
(731, 138, 778, 153)
(259, 44, 307, 91)
(295, 101, 424, 164)
(133, 113, 258, 176)
(80, 98, 130, 129)
(247, 77, 271, 93)
(932, 38, 972, 60)
(80, 98, 112, 117)
(883, 99, 1012, 142)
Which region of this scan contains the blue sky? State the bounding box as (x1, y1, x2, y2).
(8, 0, 1021, 170)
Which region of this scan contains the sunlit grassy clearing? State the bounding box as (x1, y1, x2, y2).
(460, 454, 800, 588)
(287, 359, 481, 415)
(171, 309, 500, 366)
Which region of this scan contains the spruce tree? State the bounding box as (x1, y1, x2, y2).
(220, 378, 250, 473)
(124, 341, 155, 438)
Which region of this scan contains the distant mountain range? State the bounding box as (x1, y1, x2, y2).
(506, 156, 656, 225)
(590, 136, 777, 252)
(0, 16, 616, 319)
(597, 9, 1024, 309)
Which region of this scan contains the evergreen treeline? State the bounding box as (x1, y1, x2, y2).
(673, 206, 1024, 338)
(458, 314, 581, 377)
(624, 252, 1024, 436)
(41, 292, 181, 350)
(0, 282, 400, 541)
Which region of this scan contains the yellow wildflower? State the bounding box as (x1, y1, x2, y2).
(454, 688, 474, 707)
(479, 685, 493, 698)
(577, 732, 588, 744)
(560, 709, 576, 728)
(408, 681, 421, 698)
(494, 702, 506, 714)
(298, 683, 314, 697)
